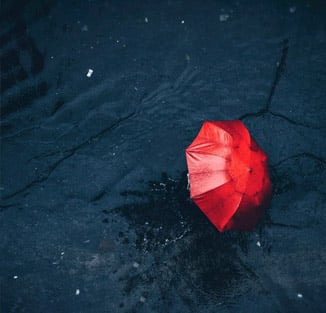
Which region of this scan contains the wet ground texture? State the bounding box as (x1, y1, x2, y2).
(1, 1, 326, 312)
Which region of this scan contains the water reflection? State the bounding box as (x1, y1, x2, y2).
(112, 172, 256, 306)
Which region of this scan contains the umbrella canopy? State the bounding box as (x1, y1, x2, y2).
(185, 120, 272, 232)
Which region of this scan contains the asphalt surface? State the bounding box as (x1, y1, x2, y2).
(1, 1, 326, 312)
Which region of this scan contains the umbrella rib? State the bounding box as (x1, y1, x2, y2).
(189, 165, 252, 179)
(189, 169, 229, 175)
(187, 142, 230, 151)
(187, 150, 231, 160)
(191, 178, 233, 199)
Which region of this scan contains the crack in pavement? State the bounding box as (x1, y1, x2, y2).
(265, 222, 302, 229)
(269, 111, 326, 130)
(238, 40, 323, 130)
(265, 39, 289, 111)
(32, 95, 148, 161)
(269, 152, 325, 196)
(1, 112, 136, 201)
(239, 39, 289, 121)
(271, 152, 326, 168)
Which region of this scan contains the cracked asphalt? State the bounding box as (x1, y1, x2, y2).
(1, 1, 325, 312)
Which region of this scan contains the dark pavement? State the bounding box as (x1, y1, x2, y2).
(1, 1, 325, 312)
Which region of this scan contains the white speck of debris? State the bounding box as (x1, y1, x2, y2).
(76, 289, 80, 295)
(276, 61, 280, 67)
(50, 56, 54, 59)
(84, 239, 90, 243)
(289, 6, 296, 13)
(13, 276, 18, 279)
(61, 252, 65, 255)
(297, 293, 303, 298)
(133, 262, 140, 268)
(219, 14, 230, 22)
(256, 241, 261, 247)
(145, 221, 149, 225)
(116, 40, 119, 43)
(140, 296, 146, 303)
(134, 86, 138, 91)
(81, 25, 88, 32)
(86, 69, 94, 77)
(181, 20, 185, 24)
(144, 17, 148, 23)
(165, 238, 169, 243)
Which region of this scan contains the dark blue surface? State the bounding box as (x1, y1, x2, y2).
(1, 1, 326, 312)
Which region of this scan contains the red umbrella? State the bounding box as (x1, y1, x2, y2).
(185, 120, 272, 232)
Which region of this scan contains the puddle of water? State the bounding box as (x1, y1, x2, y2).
(109, 171, 258, 309)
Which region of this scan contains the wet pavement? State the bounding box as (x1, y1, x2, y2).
(1, 0, 325, 312)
